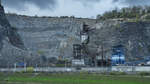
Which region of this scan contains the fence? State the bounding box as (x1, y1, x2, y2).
(0, 66, 150, 72)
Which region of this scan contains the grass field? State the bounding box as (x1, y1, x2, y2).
(0, 72, 150, 84)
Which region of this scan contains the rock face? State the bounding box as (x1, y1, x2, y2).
(89, 20, 150, 61)
(1, 11, 150, 67)
(1, 14, 96, 67)
(0, 4, 25, 50)
(0, 4, 25, 67)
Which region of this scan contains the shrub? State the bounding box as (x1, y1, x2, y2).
(118, 72, 127, 75)
(26, 67, 34, 73)
(139, 72, 150, 76)
(109, 72, 118, 75)
(109, 72, 127, 75)
(55, 64, 65, 67)
(144, 14, 150, 20)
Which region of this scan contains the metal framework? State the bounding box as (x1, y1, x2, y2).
(73, 44, 82, 59)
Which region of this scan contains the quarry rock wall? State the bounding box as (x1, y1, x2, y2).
(0, 14, 96, 67)
(1, 13, 150, 66)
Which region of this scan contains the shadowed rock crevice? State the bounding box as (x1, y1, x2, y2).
(0, 4, 25, 51)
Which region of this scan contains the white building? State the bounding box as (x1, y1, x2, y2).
(147, 61, 150, 65)
(72, 59, 85, 66)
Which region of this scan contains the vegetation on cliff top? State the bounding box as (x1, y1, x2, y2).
(97, 6, 150, 21)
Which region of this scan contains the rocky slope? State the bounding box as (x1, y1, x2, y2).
(0, 14, 96, 67)
(1, 13, 150, 67)
(89, 20, 150, 61)
(0, 4, 25, 67)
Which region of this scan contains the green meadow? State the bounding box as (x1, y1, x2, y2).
(0, 72, 150, 84)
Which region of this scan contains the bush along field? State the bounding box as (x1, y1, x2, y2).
(0, 72, 150, 84)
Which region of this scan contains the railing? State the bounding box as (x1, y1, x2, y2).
(0, 66, 150, 72)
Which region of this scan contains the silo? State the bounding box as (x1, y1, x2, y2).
(111, 45, 125, 65)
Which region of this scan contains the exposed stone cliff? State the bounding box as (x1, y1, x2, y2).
(1, 12, 150, 66)
(89, 20, 150, 61)
(0, 4, 25, 67)
(0, 14, 96, 67)
(0, 4, 25, 50)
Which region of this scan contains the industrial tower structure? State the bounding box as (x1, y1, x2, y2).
(72, 22, 90, 66)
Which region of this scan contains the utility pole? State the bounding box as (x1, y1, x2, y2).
(14, 63, 16, 72)
(101, 45, 104, 67)
(24, 63, 27, 72)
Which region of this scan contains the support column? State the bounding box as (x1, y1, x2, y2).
(14, 63, 16, 72)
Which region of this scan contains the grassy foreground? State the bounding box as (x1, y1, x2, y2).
(0, 72, 150, 84)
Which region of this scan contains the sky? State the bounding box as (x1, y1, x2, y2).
(2, 0, 150, 18)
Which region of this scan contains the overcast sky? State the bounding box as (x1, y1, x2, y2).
(2, 0, 150, 18)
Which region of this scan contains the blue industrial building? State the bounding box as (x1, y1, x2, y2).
(111, 45, 125, 66)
